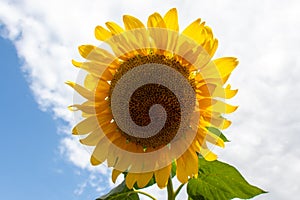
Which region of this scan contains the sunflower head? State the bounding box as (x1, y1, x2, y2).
(67, 8, 238, 189)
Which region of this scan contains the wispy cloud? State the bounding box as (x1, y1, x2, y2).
(1, 0, 300, 199)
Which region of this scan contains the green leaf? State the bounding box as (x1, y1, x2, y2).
(187, 158, 266, 200)
(96, 181, 139, 200)
(188, 194, 206, 200)
(206, 127, 230, 142)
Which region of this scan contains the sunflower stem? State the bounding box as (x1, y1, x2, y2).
(174, 183, 185, 198)
(133, 190, 157, 200)
(167, 176, 175, 200)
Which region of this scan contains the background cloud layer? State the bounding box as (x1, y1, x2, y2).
(1, 0, 300, 199)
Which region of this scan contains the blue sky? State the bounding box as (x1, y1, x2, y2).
(0, 37, 106, 200)
(1, 0, 300, 199)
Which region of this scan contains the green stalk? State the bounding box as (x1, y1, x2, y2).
(174, 183, 185, 198)
(167, 176, 175, 200)
(132, 190, 157, 200)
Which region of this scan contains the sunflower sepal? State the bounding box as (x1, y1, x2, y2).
(206, 126, 230, 142)
(186, 157, 267, 200)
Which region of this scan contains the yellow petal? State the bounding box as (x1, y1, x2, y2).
(198, 98, 217, 108)
(206, 131, 225, 148)
(78, 45, 115, 63)
(95, 80, 110, 100)
(91, 155, 102, 165)
(208, 38, 218, 57)
(80, 128, 104, 146)
(201, 29, 217, 57)
(200, 146, 217, 161)
(100, 67, 115, 81)
(193, 141, 203, 153)
(136, 172, 153, 188)
(210, 101, 238, 114)
(182, 19, 218, 57)
(78, 45, 95, 58)
(112, 169, 122, 183)
(213, 84, 238, 99)
(69, 100, 109, 116)
(147, 12, 166, 28)
(195, 127, 206, 146)
(163, 9, 179, 53)
(106, 140, 134, 171)
(125, 173, 137, 189)
(65, 81, 94, 101)
(122, 15, 150, 54)
(224, 84, 238, 99)
(95, 25, 112, 41)
(176, 148, 198, 183)
(91, 137, 110, 166)
(105, 21, 124, 35)
(183, 18, 200, 35)
(71, 60, 114, 78)
(222, 118, 232, 129)
(84, 73, 98, 91)
(68, 104, 95, 114)
(72, 116, 99, 135)
(96, 106, 112, 118)
(183, 149, 198, 176)
(147, 13, 168, 50)
(163, 8, 179, 31)
(202, 112, 232, 130)
(201, 26, 218, 56)
(176, 157, 189, 183)
(105, 130, 122, 144)
(154, 165, 171, 188)
(196, 83, 216, 97)
(101, 122, 117, 134)
(71, 59, 82, 67)
(204, 26, 213, 40)
(198, 63, 225, 85)
(182, 19, 205, 44)
(106, 137, 125, 168)
(213, 57, 239, 83)
(123, 15, 145, 30)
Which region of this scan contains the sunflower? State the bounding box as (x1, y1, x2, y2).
(67, 8, 238, 189)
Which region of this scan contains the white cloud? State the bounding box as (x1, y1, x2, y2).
(1, 0, 300, 199)
(74, 182, 87, 196)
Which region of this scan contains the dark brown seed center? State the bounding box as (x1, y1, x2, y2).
(109, 53, 195, 148)
(128, 83, 181, 148)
